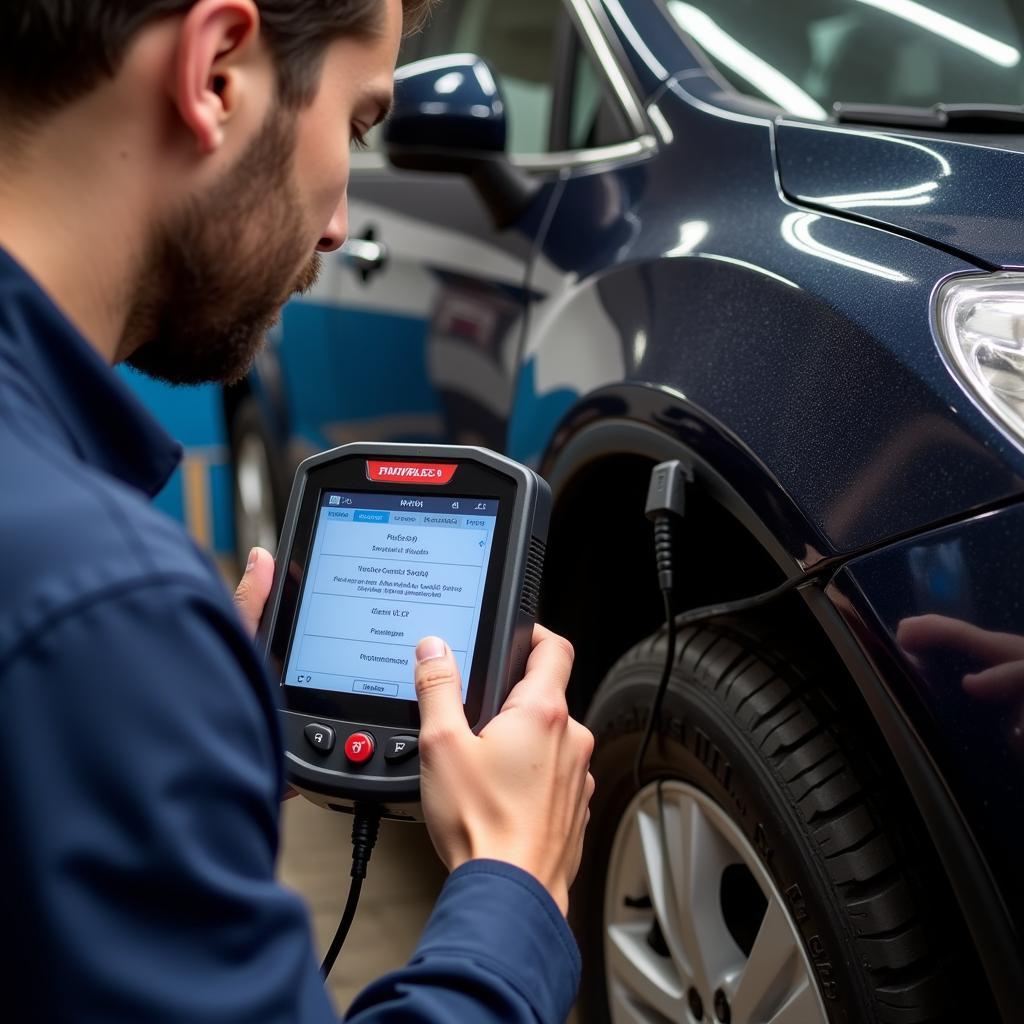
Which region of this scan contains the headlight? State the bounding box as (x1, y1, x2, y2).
(935, 272, 1024, 444)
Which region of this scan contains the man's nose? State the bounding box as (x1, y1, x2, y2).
(317, 198, 348, 253)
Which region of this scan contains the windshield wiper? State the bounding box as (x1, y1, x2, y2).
(833, 102, 1024, 132)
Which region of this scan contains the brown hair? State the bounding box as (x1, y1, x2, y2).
(0, 0, 434, 118)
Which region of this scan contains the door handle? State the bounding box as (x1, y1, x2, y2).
(340, 228, 389, 282)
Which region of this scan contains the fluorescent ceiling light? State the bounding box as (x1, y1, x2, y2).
(397, 53, 476, 80)
(666, 220, 709, 256)
(852, 0, 1020, 67)
(434, 72, 465, 95)
(694, 252, 800, 289)
(812, 180, 939, 209)
(781, 212, 908, 281)
(668, 2, 828, 120)
(604, 0, 669, 79)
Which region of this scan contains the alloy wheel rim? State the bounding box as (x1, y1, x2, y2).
(234, 432, 278, 558)
(603, 779, 828, 1024)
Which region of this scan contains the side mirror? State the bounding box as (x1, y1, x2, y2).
(384, 53, 539, 230)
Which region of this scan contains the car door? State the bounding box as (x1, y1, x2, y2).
(273, 0, 566, 460)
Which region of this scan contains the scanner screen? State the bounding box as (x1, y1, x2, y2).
(283, 491, 499, 704)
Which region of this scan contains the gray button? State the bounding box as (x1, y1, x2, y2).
(385, 735, 419, 763)
(353, 679, 400, 697)
(304, 723, 335, 752)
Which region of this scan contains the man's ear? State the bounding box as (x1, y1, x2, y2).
(172, 0, 262, 155)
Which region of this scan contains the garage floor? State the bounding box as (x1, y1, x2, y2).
(279, 796, 581, 1021)
(278, 796, 447, 1013)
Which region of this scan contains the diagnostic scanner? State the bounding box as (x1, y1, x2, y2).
(259, 443, 550, 819)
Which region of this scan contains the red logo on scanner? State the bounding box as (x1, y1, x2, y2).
(366, 461, 458, 485)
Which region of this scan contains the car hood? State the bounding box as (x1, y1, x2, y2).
(775, 120, 1024, 269)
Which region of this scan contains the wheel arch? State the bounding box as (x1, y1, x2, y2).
(537, 405, 818, 714)
(538, 414, 796, 715)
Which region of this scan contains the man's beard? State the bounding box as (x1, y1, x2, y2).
(124, 105, 322, 385)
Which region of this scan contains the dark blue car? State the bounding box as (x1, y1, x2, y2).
(225, 1, 1024, 1020)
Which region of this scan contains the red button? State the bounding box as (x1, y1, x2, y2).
(344, 732, 375, 764)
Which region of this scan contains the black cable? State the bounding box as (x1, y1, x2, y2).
(672, 572, 810, 629)
(321, 809, 380, 980)
(636, 460, 816, 789)
(633, 585, 675, 791)
(320, 875, 364, 979)
(632, 572, 809, 790)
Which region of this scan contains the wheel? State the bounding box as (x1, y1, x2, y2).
(572, 619, 952, 1024)
(229, 397, 284, 564)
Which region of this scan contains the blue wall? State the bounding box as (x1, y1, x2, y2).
(118, 369, 234, 559)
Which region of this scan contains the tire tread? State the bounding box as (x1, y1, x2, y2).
(611, 618, 950, 1023)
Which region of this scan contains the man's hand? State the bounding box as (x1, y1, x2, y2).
(233, 547, 275, 638)
(414, 626, 595, 916)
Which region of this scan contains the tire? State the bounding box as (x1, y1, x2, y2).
(572, 618, 953, 1024)
(229, 397, 286, 565)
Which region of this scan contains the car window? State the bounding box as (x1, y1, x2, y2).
(405, 0, 560, 154)
(566, 30, 637, 149)
(664, 0, 1024, 117)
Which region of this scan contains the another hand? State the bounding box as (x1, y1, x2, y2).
(897, 614, 1024, 698)
(414, 626, 595, 916)
(233, 546, 275, 638)
(897, 613, 1024, 742)
(233, 546, 299, 799)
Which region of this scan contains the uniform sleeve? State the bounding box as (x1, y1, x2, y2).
(345, 860, 581, 1024)
(0, 579, 335, 1024)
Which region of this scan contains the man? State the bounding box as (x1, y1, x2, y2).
(0, 2, 595, 1021)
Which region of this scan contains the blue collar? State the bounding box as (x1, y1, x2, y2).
(0, 248, 182, 497)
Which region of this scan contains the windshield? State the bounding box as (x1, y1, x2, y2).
(664, 0, 1024, 120)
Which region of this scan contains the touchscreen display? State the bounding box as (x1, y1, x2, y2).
(283, 491, 499, 704)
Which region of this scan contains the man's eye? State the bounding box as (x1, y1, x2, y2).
(350, 128, 369, 151)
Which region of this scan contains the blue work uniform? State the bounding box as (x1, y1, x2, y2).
(0, 249, 580, 1023)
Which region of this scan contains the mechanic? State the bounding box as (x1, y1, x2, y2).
(0, 2, 595, 1021)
